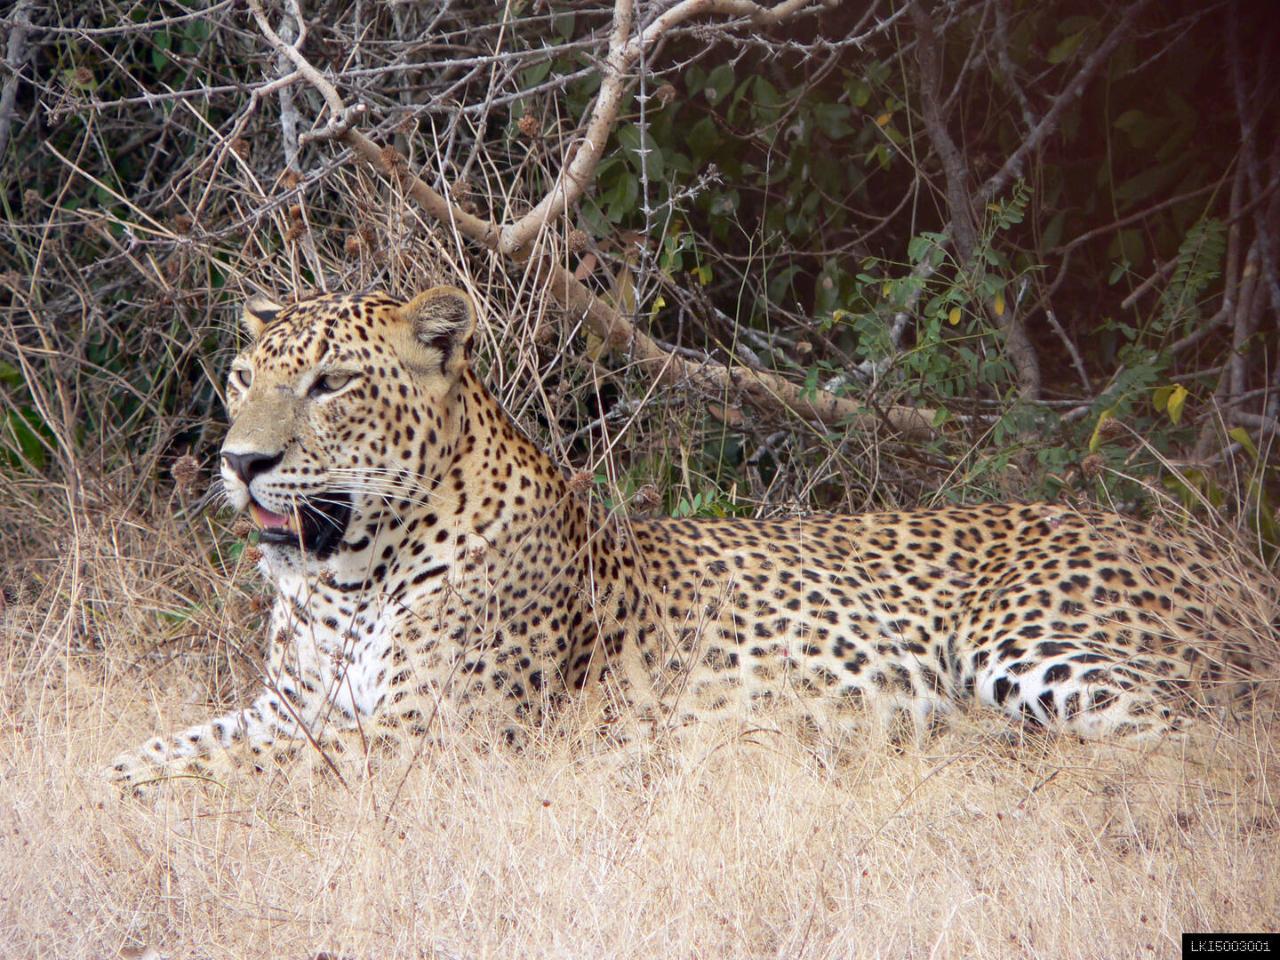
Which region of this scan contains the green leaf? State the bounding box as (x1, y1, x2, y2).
(3, 408, 49, 471)
(578, 203, 608, 237)
(1113, 162, 1182, 207)
(519, 60, 552, 88)
(813, 103, 852, 139)
(617, 124, 664, 181)
(1107, 228, 1145, 267)
(687, 117, 719, 164)
(705, 64, 734, 104)
(1088, 407, 1115, 453)
(553, 10, 575, 39)
(1042, 210, 1066, 251)
(152, 31, 172, 71)
(182, 17, 210, 45)
(752, 77, 783, 126)
(1228, 426, 1258, 460)
(907, 235, 927, 264)
(1047, 30, 1087, 65)
(847, 78, 871, 109)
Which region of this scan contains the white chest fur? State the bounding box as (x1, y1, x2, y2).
(270, 572, 399, 730)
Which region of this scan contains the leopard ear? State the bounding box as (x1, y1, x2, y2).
(401, 286, 476, 375)
(242, 295, 284, 339)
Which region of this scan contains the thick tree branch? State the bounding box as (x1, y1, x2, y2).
(911, 2, 976, 260)
(248, 0, 936, 440)
(912, 1, 1040, 400)
(347, 128, 936, 439)
(270, 0, 306, 174)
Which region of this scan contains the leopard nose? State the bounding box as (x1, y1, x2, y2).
(222, 450, 283, 486)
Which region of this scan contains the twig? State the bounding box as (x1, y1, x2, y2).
(1117, 257, 1175, 311)
(0, 0, 33, 162)
(1043, 308, 1091, 393)
(1, 0, 234, 37)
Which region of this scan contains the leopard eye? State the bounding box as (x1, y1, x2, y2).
(232, 367, 253, 390)
(309, 371, 354, 397)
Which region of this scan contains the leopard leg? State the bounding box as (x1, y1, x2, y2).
(967, 637, 1190, 741)
(103, 685, 324, 795)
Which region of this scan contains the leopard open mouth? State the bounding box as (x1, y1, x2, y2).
(249, 492, 352, 558)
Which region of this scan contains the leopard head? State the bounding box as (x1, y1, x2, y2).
(220, 286, 477, 564)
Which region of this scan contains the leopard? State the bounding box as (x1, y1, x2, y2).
(106, 285, 1271, 791)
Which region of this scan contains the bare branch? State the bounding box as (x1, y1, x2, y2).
(1043, 307, 1091, 393)
(498, 0, 822, 255)
(978, 0, 1155, 204)
(0, 0, 33, 162)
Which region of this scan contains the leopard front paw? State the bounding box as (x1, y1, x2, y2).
(101, 757, 146, 797)
(100, 744, 171, 798)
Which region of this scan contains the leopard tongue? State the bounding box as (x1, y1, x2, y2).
(250, 502, 294, 531)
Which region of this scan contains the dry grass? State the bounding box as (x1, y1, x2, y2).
(2, 502, 1278, 960)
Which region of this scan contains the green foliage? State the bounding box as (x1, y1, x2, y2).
(1161, 218, 1226, 334)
